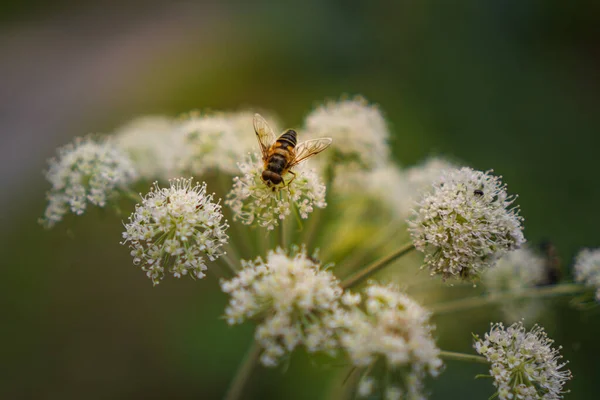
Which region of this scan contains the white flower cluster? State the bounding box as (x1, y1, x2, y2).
(225, 154, 327, 230)
(329, 284, 442, 399)
(484, 247, 547, 292)
(304, 96, 389, 169)
(483, 247, 548, 322)
(573, 248, 600, 301)
(404, 157, 458, 199)
(220, 247, 343, 366)
(121, 178, 229, 285)
(474, 322, 572, 400)
(361, 157, 458, 221)
(114, 116, 183, 181)
(178, 111, 273, 176)
(409, 167, 525, 281)
(40, 136, 138, 228)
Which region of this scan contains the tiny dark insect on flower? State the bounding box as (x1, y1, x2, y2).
(474, 189, 484, 196)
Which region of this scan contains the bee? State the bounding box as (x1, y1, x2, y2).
(253, 113, 332, 189)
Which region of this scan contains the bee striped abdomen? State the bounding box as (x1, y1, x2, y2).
(276, 130, 297, 148)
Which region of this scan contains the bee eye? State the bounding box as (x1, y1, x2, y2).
(474, 189, 484, 196)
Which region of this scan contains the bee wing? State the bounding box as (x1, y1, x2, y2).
(253, 113, 276, 160)
(289, 138, 333, 167)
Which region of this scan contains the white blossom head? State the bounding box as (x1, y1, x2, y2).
(225, 153, 327, 230)
(40, 136, 138, 228)
(483, 247, 548, 322)
(409, 167, 525, 281)
(573, 248, 600, 301)
(484, 247, 547, 292)
(304, 96, 390, 169)
(474, 321, 572, 400)
(220, 246, 343, 366)
(330, 284, 442, 398)
(121, 178, 229, 285)
(114, 116, 183, 180)
(178, 110, 277, 176)
(344, 163, 410, 220)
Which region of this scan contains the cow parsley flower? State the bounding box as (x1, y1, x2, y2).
(220, 247, 343, 366)
(114, 116, 183, 180)
(484, 247, 546, 292)
(178, 111, 277, 176)
(329, 284, 442, 399)
(483, 247, 547, 322)
(40, 136, 138, 228)
(121, 178, 229, 285)
(573, 248, 600, 301)
(225, 153, 327, 230)
(354, 163, 410, 220)
(409, 167, 525, 281)
(474, 321, 572, 400)
(304, 96, 390, 169)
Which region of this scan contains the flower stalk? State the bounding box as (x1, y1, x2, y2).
(439, 350, 487, 364)
(224, 341, 261, 400)
(341, 242, 415, 288)
(430, 283, 586, 315)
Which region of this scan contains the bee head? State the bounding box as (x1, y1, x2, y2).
(262, 170, 283, 186)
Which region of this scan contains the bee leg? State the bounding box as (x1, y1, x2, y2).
(286, 170, 297, 189)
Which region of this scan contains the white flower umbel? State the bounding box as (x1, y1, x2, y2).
(40, 136, 137, 228)
(409, 167, 525, 281)
(121, 178, 229, 285)
(483, 247, 547, 322)
(178, 111, 276, 176)
(573, 248, 600, 301)
(484, 247, 547, 292)
(225, 153, 327, 230)
(474, 321, 572, 400)
(114, 116, 183, 181)
(330, 284, 442, 399)
(405, 158, 458, 194)
(220, 247, 343, 366)
(304, 96, 390, 169)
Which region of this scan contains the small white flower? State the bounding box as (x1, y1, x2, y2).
(304, 96, 390, 169)
(409, 167, 525, 281)
(220, 247, 343, 366)
(404, 158, 458, 195)
(330, 284, 442, 399)
(474, 321, 572, 400)
(358, 377, 375, 397)
(225, 153, 327, 230)
(573, 248, 600, 301)
(332, 157, 458, 222)
(114, 116, 183, 180)
(178, 111, 278, 176)
(40, 136, 137, 228)
(483, 247, 548, 322)
(121, 178, 229, 285)
(484, 247, 547, 292)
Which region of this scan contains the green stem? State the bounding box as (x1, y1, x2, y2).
(224, 341, 261, 400)
(279, 218, 287, 249)
(440, 350, 488, 364)
(303, 160, 335, 249)
(122, 189, 141, 203)
(341, 242, 415, 289)
(219, 251, 239, 273)
(430, 283, 586, 315)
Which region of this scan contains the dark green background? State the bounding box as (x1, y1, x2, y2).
(1, 1, 599, 399)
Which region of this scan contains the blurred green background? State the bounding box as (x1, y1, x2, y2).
(1, 1, 599, 399)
